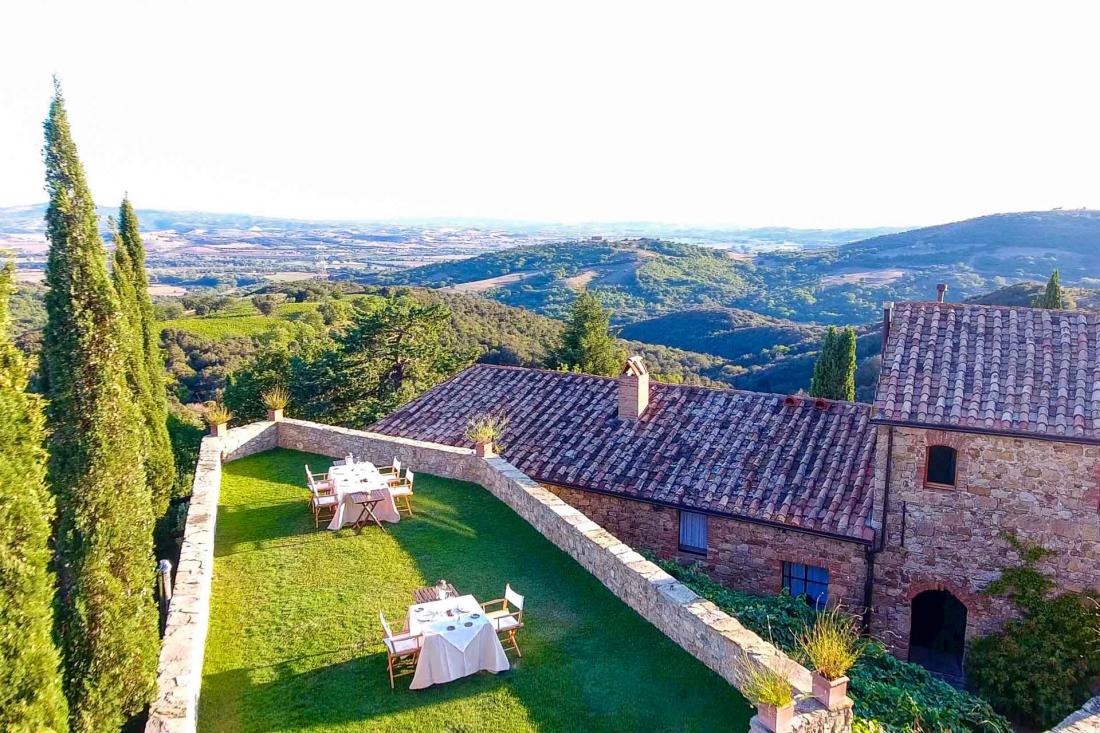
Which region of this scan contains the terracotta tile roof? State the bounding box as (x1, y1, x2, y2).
(370, 364, 878, 542)
(874, 301, 1100, 442)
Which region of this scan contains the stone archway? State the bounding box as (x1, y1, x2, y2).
(909, 589, 968, 677)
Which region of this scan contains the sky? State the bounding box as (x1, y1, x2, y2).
(2, 1, 1099, 229)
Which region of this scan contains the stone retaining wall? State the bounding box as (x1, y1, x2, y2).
(1048, 696, 1100, 733)
(147, 418, 852, 733)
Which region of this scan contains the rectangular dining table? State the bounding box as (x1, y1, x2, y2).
(326, 462, 401, 530)
(405, 594, 509, 689)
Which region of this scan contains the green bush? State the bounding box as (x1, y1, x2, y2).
(966, 534, 1100, 729)
(654, 558, 1010, 733)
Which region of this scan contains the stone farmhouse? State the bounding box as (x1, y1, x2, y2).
(370, 297, 1100, 676)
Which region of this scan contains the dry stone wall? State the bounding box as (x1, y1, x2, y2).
(147, 418, 852, 733)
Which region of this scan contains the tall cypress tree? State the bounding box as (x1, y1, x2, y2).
(112, 201, 175, 515)
(41, 79, 159, 732)
(1035, 270, 1064, 310)
(0, 261, 69, 732)
(810, 325, 856, 401)
(552, 291, 624, 376)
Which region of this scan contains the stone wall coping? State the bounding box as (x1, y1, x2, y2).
(1048, 695, 1100, 733)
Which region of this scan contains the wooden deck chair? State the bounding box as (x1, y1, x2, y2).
(308, 484, 338, 528)
(388, 468, 414, 517)
(305, 465, 335, 496)
(483, 584, 525, 657)
(378, 457, 401, 478)
(380, 611, 421, 688)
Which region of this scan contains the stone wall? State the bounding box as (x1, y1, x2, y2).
(147, 418, 852, 733)
(1048, 696, 1100, 733)
(871, 424, 1100, 655)
(547, 485, 869, 612)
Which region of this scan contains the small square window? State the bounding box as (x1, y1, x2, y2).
(678, 511, 708, 554)
(926, 445, 958, 487)
(782, 561, 829, 609)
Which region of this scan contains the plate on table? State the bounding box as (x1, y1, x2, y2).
(470, 613, 481, 619)
(463, 621, 473, 628)
(446, 625, 456, 631)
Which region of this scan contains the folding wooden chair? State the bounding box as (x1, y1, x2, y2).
(380, 611, 421, 689)
(378, 457, 401, 478)
(388, 468, 414, 517)
(305, 465, 335, 496)
(309, 485, 338, 528)
(483, 584, 525, 657)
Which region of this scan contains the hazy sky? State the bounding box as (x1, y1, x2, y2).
(2, 1, 1098, 228)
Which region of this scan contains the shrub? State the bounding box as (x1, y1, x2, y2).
(653, 557, 1011, 733)
(204, 403, 233, 426)
(261, 386, 290, 411)
(966, 534, 1100, 729)
(464, 413, 509, 445)
(740, 662, 795, 708)
(798, 606, 861, 680)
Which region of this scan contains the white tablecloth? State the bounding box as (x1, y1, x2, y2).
(406, 595, 509, 689)
(326, 463, 401, 529)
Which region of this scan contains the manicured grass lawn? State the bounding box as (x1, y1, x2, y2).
(199, 448, 752, 732)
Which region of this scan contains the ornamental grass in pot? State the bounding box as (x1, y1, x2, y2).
(797, 606, 860, 710)
(261, 386, 290, 421)
(204, 403, 233, 437)
(741, 661, 796, 733)
(464, 413, 508, 458)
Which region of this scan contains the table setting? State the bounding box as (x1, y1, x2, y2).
(326, 460, 401, 530)
(405, 594, 509, 689)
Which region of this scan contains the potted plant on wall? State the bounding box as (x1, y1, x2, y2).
(741, 660, 796, 733)
(204, 403, 233, 438)
(464, 413, 508, 458)
(262, 386, 289, 422)
(797, 607, 860, 710)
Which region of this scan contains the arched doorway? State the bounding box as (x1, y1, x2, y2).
(908, 589, 967, 677)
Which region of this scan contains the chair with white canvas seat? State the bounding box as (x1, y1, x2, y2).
(308, 484, 338, 528)
(304, 465, 335, 496)
(483, 584, 525, 657)
(388, 468, 414, 517)
(378, 457, 401, 478)
(379, 611, 421, 688)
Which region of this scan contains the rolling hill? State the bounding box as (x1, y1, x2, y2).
(374, 210, 1100, 326)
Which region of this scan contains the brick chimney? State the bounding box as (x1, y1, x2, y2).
(618, 356, 650, 420)
(936, 283, 948, 302)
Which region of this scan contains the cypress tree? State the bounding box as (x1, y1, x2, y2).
(0, 261, 69, 733)
(552, 291, 624, 376)
(113, 201, 175, 515)
(41, 79, 159, 732)
(810, 326, 856, 401)
(1035, 270, 1064, 310)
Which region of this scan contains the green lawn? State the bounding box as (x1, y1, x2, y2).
(199, 449, 752, 732)
(160, 296, 379, 340)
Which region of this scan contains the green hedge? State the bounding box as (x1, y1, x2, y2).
(653, 559, 1011, 733)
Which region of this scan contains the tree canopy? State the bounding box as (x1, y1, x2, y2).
(809, 325, 856, 401)
(41, 80, 159, 732)
(0, 261, 69, 732)
(552, 291, 624, 377)
(1034, 270, 1064, 309)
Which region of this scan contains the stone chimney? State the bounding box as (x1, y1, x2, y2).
(881, 301, 894, 355)
(618, 356, 650, 420)
(936, 283, 948, 303)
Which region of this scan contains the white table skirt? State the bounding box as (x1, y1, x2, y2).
(406, 595, 509, 689)
(326, 464, 401, 529)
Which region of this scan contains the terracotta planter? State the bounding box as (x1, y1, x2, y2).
(474, 440, 496, 458)
(210, 422, 228, 438)
(811, 672, 849, 710)
(266, 408, 283, 422)
(756, 702, 794, 733)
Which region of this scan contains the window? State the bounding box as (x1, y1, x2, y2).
(782, 562, 829, 609)
(678, 511, 708, 554)
(926, 445, 958, 487)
